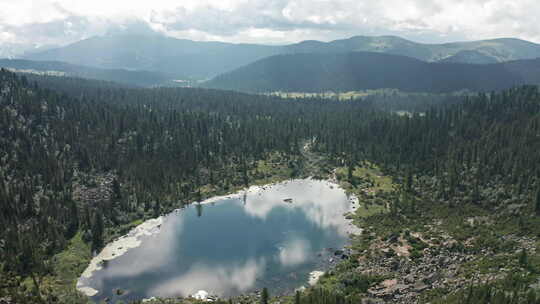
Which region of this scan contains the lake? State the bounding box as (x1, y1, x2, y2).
(78, 179, 357, 303)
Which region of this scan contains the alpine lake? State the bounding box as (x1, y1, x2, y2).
(77, 179, 359, 303)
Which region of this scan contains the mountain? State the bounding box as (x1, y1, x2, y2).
(204, 52, 540, 93)
(24, 34, 540, 78)
(25, 33, 282, 79)
(283, 36, 540, 63)
(0, 59, 172, 87)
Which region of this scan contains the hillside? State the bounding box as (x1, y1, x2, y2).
(438, 50, 499, 64)
(24, 34, 540, 78)
(0, 59, 173, 87)
(205, 52, 540, 93)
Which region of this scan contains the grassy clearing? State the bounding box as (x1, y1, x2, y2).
(335, 163, 395, 221)
(21, 232, 93, 303)
(355, 203, 388, 219)
(268, 91, 370, 100)
(267, 89, 468, 101)
(51, 232, 92, 289)
(252, 157, 294, 185)
(335, 163, 395, 193)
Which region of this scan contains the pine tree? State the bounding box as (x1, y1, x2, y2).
(261, 287, 269, 304)
(154, 199, 161, 218)
(196, 203, 203, 218)
(66, 200, 79, 238)
(347, 161, 354, 183)
(112, 178, 122, 200)
(519, 249, 528, 267)
(294, 290, 301, 304)
(406, 170, 413, 193)
(535, 188, 540, 216)
(92, 210, 104, 253)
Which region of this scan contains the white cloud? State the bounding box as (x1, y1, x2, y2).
(0, 0, 539, 52)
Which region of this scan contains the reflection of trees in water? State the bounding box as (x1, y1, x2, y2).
(196, 203, 203, 217)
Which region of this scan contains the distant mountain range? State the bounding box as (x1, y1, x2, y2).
(23, 33, 540, 78)
(0, 42, 59, 59)
(0, 59, 172, 87)
(284, 36, 540, 63)
(204, 52, 540, 93)
(24, 34, 279, 79)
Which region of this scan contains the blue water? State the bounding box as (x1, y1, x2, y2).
(84, 179, 353, 302)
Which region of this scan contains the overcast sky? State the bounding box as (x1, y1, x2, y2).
(1, 0, 540, 50)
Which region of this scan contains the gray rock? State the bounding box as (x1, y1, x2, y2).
(424, 272, 441, 284)
(404, 274, 415, 284)
(414, 283, 429, 292)
(361, 298, 385, 304)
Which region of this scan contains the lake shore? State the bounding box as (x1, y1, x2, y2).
(76, 178, 361, 298)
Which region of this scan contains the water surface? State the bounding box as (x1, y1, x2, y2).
(83, 179, 354, 302)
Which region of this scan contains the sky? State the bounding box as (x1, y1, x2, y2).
(1, 0, 540, 53)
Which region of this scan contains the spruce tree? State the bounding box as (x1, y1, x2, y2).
(519, 249, 528, 267)
(92, 210, 104, 252)
(535, 189, 540, 216)
(261, 287, 269, 304)
(406, 170, 413, 193)
(294, 290, 301, 304)
(112, 178, 122, 199)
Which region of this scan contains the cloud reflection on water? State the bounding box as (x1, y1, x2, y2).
(278, 238, 311, 267)
(241, 179, 351, 235)
(150, 258, 266, 297)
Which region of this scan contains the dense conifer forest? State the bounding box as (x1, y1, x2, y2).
(2, 69, 540, 303)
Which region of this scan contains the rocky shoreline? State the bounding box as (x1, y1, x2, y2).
(76, 217, 164, 296)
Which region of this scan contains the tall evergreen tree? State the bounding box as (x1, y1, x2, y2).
(261, 287, 269, 304)
(92, 210, 104, 253)
(534, 189, 540, 216)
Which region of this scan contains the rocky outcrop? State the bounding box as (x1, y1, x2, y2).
(352, 228, 540, 304)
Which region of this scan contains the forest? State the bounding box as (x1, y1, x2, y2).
(1, 69, 540, 303)
(205, 52, 540, 93)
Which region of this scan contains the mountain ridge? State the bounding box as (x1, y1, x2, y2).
(23, 33, 540, 78)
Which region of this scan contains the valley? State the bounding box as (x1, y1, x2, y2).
(2, 13, 540, 304)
